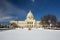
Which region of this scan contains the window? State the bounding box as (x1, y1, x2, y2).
(27, 22, 33, 24)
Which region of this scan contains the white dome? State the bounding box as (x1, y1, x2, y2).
(26, 10, 34, 19)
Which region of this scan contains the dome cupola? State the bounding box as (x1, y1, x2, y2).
(26, 10, 34, 19)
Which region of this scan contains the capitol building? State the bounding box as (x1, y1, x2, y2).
(9, 10, 42, 28)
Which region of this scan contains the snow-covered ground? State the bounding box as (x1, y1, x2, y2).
(0, 28, 60, 40)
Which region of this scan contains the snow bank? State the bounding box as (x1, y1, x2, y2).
(0, 28, 60, 40)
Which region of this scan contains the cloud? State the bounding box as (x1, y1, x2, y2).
(0, 16, 12, 22)
(0, 0, 27, 16)
(31, 0, 35, 2)
(0, 0, 27, 23)
(0, 16, 18, 22)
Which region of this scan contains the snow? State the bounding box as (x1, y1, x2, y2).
(0, 28, 60, 40)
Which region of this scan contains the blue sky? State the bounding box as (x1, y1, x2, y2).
(0, 0, 60, 24)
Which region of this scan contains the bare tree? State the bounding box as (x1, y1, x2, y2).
(10, 23, 18, 28)
(57, 22, 60, 28)
(42, 14, 57, 23)
(41, 14, 57, 27)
